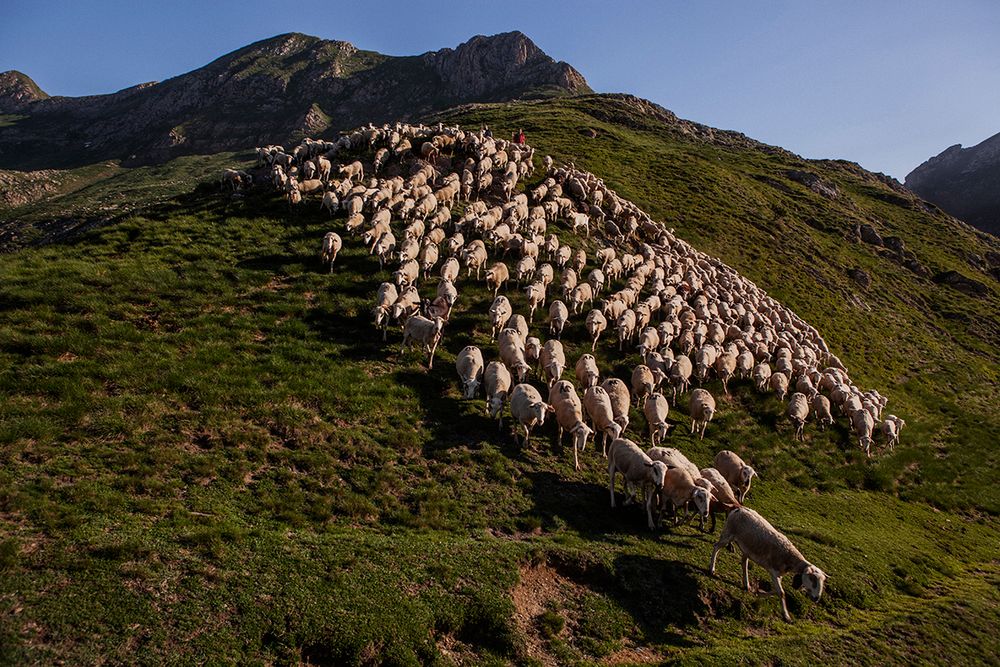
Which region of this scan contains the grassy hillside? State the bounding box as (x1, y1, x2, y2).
(1, 95, 999, 664)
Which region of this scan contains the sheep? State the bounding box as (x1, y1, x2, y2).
(786, 392, 810, 441)
(525, 282, 546, 324)
(653, 465, 713, 528)
(616, 310, 637, 350)
(539, 339, 566, 387)
(440, 257, 460, 283)
(851, 408, 875, 457)
(320, 232, 342, 272)
(608, 438, 669, 530)
(509, 383, 553, 446)
(524, 336, 542, 370)
(485, 262, 509, 298)
(643, 393, 671, 445)
(631, 364, 665, 407)
(714, 450, 757, 503)
(337, 160, 365, 183)
(736, 350, 755, 380)
(582, 386, 623, 456)
(881, 414, 905, 450)
(455, 346, 484, 399)
(484, 361, 512, 427)
(670, 355, 693, 405)
(320, 191, 339, 216)
(569, 283, 594, 315)
(708, 507, 827, 622)
(600, 378, 631, 433)
(689, 388, 716, 440)
(373, 282, 398, 341)
(636, 327, 660, 364)
(549, 380, 594, 470)
(393, 259, 419, 289)
(489, 296, 513, 340)
(812, 394, 833, 431)
(699, 467, 742, 532)
(715, 352, 737, 397)
(400, 315, 444, 369)
(506, 314, 529, 343)
(418, 240, 439, 280)
(585, 309, 607, 352)
(497, 329, 531, 383)
(548, 300, 569, 338)
(750, 361, 771, 393)
(770, 371, 789, 401)
(575, 354, 600, 389)
(460, 242, 489, 279)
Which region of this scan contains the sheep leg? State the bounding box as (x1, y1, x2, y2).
(427, 337, 440, 369)
(646, 488, 657, 531)
(771, 572, 792, 622)
(708, 538, 728, 575)
(742, 556, 752, 592)
(608, 465, 617, 508)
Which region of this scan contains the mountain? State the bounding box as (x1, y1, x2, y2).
(905, 132, 1000, 236)
(0, 31, 589, 169)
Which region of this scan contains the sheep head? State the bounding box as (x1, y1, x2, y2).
(572, 423, 593, 450)
(645, 460, 668, 491)
(793, 565, 827, 602)
(691, 486, 713, 522)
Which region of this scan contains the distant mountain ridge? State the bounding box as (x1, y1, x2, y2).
(905, 132, 1000, 236)
(0, 31, 589, 169)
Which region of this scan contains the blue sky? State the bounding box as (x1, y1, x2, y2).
(2, 1, 998, 179)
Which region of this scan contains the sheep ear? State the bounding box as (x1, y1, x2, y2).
(792, 573, 803, 589)
(645, 462, 654, 468)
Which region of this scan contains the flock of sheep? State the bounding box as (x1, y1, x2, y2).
(226, 121, 909, 622)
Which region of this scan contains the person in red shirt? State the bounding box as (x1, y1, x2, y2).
(517, 129, 526, 145)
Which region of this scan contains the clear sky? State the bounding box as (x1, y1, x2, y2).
(2, 0, 998, 179)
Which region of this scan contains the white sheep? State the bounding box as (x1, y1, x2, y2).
(608, 438, 669, 531)
(851, 408, 875, 457)
(539, 339, 566, 387)
(600, 378, 631, 433)
(509, 383, 553, 446)
(643, 393, 671, 445)
(484, 361, 512, 428)
(714, 450, 757, 503)
(631, 364, 665, 408)
(574, 354, 600, 389)
(485, 262, 509, 298)
(670, 355, 693, 405)
(812, 394, 833, 431)
(585, 309, 607, 351)
(497, 329, 531, 383)
(400, 315, 444, 369)
(689, 388, 716, 440)
(320, 232, 342, 272)
(549, 380, 594, 470)
(583, 386, 623, 456)
(489, 296, 513, 340)
(708, 507, 827, 622)
(655, 465, 713, 527)
(786, 392, 810, 441)
(525, 282, 546, 324)
(699, 467, 742, 532)
(455, 346, 484, 399)
(548, 299, 569, 338)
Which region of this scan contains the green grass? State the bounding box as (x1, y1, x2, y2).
(1, 94, 999, 664)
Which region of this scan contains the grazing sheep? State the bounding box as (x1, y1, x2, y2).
(539, 339, 566, 387)
(484, 361, 512, 427)
(582, 386, 623, 457)
(506, 314, 529, 343)
(881, 414, 905, 450)
(643, 393, 671, 446)
(786, 392, 810, 441)
(455, 346, 485, 399)
(699, 467, 742, 532)
(548, 300, 569, 338)
(754, 363, 773, 392)
(708, 507, 827, 622)
(524, 336, 542, 370)
(600, 378, 631, 433)
(714, 450, 757, 503)
(549, 381, 594, 470)
(689, 388, 716, 440)
(509, 383, 553, 446)
(320, 232, 342, 272)
(575, 354, 600, 389)
(569, 283, 594, 314)
(400, 315, 444, 368)
(608, 438, 669, 531)
(585, 309, 607, 351)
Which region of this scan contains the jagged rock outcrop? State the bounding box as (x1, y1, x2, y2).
(0, 32, 589, 169)
(906, 133, 1000, 236)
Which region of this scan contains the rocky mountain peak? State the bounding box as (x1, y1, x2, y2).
(426, 31, 589, 99)
(0, 71, 49, 113)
